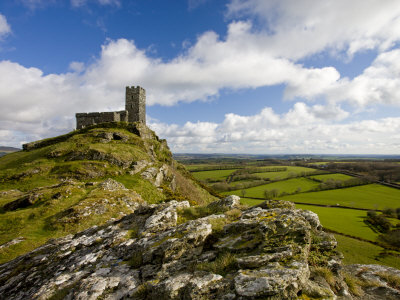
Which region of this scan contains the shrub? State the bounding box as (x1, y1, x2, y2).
(365, 212, 391, 233)
(379, 229, 400, 249)
(382, 208, 396, 218)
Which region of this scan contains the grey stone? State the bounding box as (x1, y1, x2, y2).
(207, 195, 241, 210)
(1, 199, 396, 300)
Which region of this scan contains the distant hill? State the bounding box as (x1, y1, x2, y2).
(0, 146, 20, 157)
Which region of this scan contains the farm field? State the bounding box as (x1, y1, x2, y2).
(279, 184, 400, 210)
(295, 204, 377, 241)
(223, 177, 320, 198)
(253, 166, 318, 180)
(191, 169, 238, 181)
(309, 173, 353, 182)
(334, 235, 400, 269)
(185, 164, 215, 170)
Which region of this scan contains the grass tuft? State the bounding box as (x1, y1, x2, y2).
(196, 252, 237, 276)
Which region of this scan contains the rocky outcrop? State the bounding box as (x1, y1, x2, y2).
(1, 197, 396, 299)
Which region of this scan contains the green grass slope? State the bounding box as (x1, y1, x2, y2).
(295, 204, 377, 241)
(0, 122, 216, 263)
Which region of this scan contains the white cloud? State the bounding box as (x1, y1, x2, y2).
(83, 32, 341, 106)
(0, 14, 11, 38)
(227, 0, 400, 59)
(149, 105, 400, 154)
(69, 61, 85, 73)
(329, 49, 400, 107)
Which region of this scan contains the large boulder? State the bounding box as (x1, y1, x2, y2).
(0, 198, 394, 299)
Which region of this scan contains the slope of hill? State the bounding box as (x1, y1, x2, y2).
(0, 122, 216, 263)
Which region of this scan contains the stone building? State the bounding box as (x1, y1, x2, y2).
(76, 86, 146, 129)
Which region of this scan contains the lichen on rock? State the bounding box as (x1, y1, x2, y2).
(0, 197, 397, 299)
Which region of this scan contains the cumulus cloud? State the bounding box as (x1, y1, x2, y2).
(150, 105, 400, 154)
(84, 31, 341, 105)
(0, 14, 11, 39)
(330, 49, 400, 107)
(227, 0, 400, 59)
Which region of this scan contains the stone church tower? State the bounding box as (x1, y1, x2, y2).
(75, 86, 146, 129)
(125, 86, 146, 124)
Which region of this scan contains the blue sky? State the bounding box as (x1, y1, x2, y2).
(0, 0, 400, 154)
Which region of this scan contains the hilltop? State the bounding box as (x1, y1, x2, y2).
(0, 122, 216, 263)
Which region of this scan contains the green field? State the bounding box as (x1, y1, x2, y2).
(185, 164, 214, 170)
(224, 177, 320, 198)
(280, 184, 400, 210)
(191, 169, 237, 181)
(254, 166, 318, 180)
(334, 234, 400, 269)
(295, 204, 377, 241)
(310, 173, 353, 182)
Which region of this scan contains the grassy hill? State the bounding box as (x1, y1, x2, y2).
(0, 122, 216, 263)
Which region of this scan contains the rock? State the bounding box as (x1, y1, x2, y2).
(0, 199, 394, 299)
(207, 195, 241, 210)
(129, 160, 150, 175)
(2, 193, 40, 211)
(99, 178, 126, 191)
(236, 248, 293, 269)
(0, 237, 25, 250)
(234, 262, 309, 298)
(254, 199, 296, 210)
(143, 200, 190, 234)
(141, 167, 158, 181)
(343, 264, 400, 299)
(141, 165, 170, 187)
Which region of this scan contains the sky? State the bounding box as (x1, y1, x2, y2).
(0, 0, 400, 154)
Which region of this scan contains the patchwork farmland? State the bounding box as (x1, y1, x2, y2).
(186, 160, 400, 269)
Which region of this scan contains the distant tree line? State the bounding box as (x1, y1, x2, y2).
(317, 162, 400, 183)
(310, 177, 370, 190)
(189, 165, 245, 172)
(231, 167, 287, 176)
(211, 179, 269, 192)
